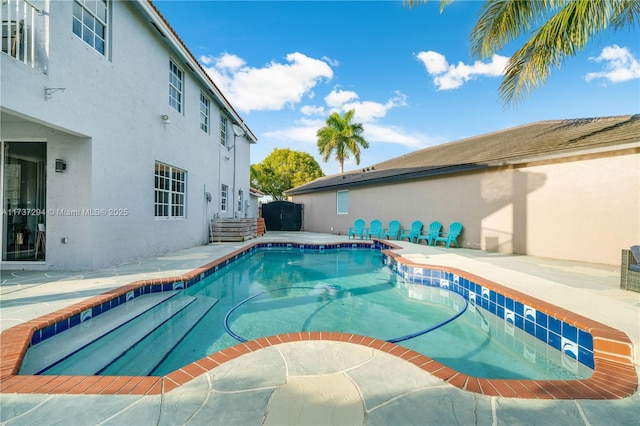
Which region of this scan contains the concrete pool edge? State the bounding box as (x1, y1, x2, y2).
(1, 241, 637, 399)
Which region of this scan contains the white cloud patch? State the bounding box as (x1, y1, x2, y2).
(585, 45, 640, 83)
(300, 105, 326, 116)
(324, 89, 359, 108)
(416, 51, 509, 90)
(200, 52, 334, 112)
(320, 89, 407, 123)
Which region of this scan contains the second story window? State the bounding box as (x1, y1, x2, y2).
(169, 60, 183, 113)
(220, 114, 227, 147)
(200, 93, 210, 133)
(72, 0, 108, 55)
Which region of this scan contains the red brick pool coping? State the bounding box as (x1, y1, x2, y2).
(1, 242, 637, 399)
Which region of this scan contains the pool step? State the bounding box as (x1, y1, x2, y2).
(19, 291, 181, 375)
(101, 295, 219, 376)
(30, 294, 196, 376)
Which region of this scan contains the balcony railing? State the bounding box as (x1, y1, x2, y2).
(1, 0, 47, 72)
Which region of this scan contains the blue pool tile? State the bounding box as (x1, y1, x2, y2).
(31, 330, 42, 345)
(514, 301, 524, 316)
(562, 322, 578, 343)
(497, 306, 505, 319)
(42, 324, 56, 341)
(92, 305, 102, 316)
(489, 290, 497, 303)
(480, 297, 489, 310)
(548, 316, 562, 334)
(524, 319, 535, 336)
(56, 318, 69, 334)
(578, 346, 595, 369)
(535, 324, 547, 342)
(578, 329, 593, 350)
(497, 293, 505, 307)
(548, 331, 562, 350)
(460, 278, 468, 290)
(535, 311, 548, 328)
(70, 314, 81, 328)
(489, 301, 497, 315)
(506, 298, 514, 311)
(514, 314, 524, 330)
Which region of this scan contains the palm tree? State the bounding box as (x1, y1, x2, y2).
(316, 109, 369, 174)
(409, 0, 640, 106)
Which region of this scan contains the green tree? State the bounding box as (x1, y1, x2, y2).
(316, 109, 369, 174)
(409, 0, 640, 106)
(251, 148, 324, 200)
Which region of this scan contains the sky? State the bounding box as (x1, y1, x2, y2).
(153, 0, 640, 176)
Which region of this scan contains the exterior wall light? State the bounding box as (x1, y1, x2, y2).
(161, 114, 170, 123)
(55, 159, 66, 172)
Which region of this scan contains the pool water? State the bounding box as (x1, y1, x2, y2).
(26, 248, 592, 380)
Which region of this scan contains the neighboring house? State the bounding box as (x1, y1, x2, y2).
(286, 115, 640, 265)
(0, 0, 257, 270)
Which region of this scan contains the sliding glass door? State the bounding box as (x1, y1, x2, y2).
(1, 141, 47, 261)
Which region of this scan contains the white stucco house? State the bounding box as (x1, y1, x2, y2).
(0, 0, 257, 270)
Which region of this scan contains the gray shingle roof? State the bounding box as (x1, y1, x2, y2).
(286, 115, 640, 195)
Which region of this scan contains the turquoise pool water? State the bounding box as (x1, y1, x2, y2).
(25, 248, 592, 380)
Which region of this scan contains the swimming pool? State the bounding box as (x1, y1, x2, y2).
(20, 246, 591, 380)
(1, 241, 636, 399)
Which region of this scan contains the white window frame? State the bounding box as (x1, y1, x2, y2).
(169, 60, 183, 113)
(72, 0, 108, 55)
(200, 92, 210, 133)
(337, 190, 349, 214)
(220, 114, 227, 147)
(221, 184, 228, 212)
(155, 162, 187, 219)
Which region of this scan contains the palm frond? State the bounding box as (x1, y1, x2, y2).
(499, 0, 615, 106)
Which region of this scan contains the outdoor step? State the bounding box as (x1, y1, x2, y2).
(19, 291, 180, 375)
(101, 295, 219, 376)
(32, 295, 196, 376)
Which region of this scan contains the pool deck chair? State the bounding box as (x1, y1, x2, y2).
(348, 219, 366, 239)
(434, 222, 463, 248)
(399, 220, 423, 243)
(366, 219, 383, 240)
(382, 220, 401, 240)
(416, 221, 442, 246)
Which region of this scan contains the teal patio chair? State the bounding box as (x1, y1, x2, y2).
(416, 221, 442, 246)
(348, 218, 366, 239)
(366, 219, 383, 239)
(381, 220, 401, 240)
(434, 222, 463, 248)
(399, 220, 423, 243)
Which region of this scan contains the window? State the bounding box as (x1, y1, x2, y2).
(221, 184, 228, 212)
(155, 162, 186, 218)
(220, 114, 227, 147)
(169, 60, 183, 112)
(200, 93, 210, 133)
(337, 190, 349, 214)
(72, 0, 108, 55)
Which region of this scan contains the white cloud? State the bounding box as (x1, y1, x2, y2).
(319, 89, 407, 123)
(200, 52, 334, 112)
(585, 45, 640, 83)
(324, 89, 359, 107)
(416, 51, 509, 90)
(300, 105, 326, 116)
